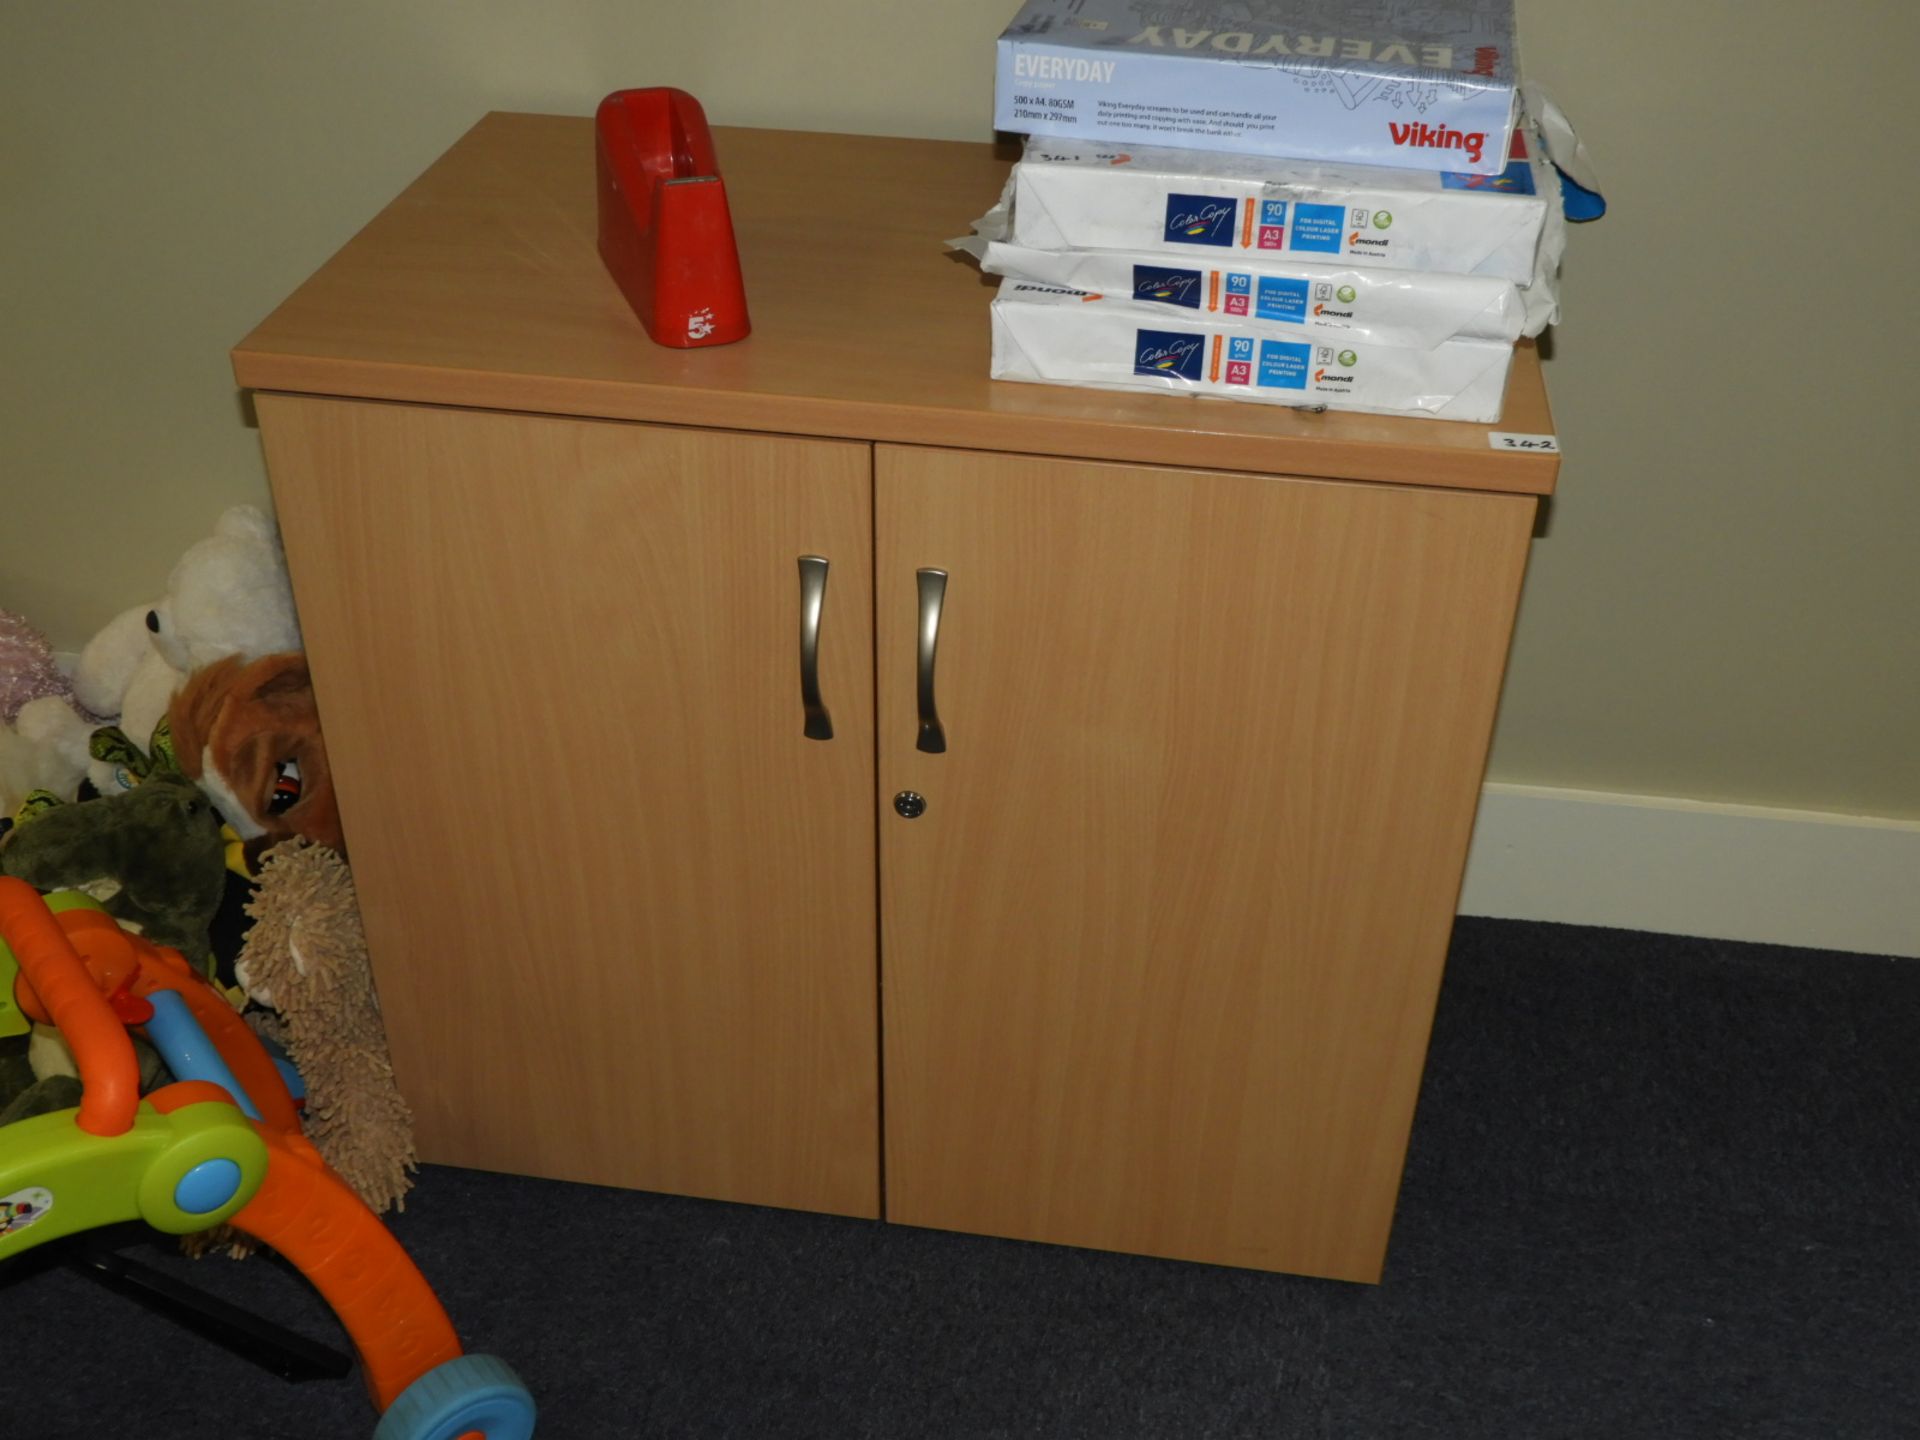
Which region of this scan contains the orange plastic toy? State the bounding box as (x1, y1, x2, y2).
(0, 876, 535, 1439)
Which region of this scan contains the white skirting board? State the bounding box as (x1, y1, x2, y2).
(1457, 783, 1920, 959)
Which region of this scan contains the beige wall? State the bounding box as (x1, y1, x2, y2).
(3, 1, 1914, 819)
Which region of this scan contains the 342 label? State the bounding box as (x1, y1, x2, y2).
(1488, 432, 1560, 453)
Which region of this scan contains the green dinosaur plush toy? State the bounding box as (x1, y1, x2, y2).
(0, 771, 228, 973)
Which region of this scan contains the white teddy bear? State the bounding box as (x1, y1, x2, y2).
(11, 505, 303, 800)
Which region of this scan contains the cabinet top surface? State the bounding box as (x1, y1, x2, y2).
(234, 112, 1556, 494)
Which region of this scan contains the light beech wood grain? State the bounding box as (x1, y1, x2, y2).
(257, 394, 881, 1219)
(875, 445, 1536, 1280)
(234, 113, 1558, 496)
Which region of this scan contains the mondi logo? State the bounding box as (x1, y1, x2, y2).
(1313, 350, 1359, 383)
(1387, 122, 1485, 167)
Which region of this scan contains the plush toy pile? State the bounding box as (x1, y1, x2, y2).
(0, 506, 414, 1230)
(13, 508, 302, 805)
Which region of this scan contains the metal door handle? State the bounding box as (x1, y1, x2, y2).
(799, 555, 832, 741)
(915, 567, 947, 754)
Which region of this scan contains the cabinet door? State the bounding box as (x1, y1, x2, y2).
(876, 444, 1534, 1279)
(258, 396, 880, 1219)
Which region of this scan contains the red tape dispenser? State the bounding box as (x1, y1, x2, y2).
(595, 87, 751, 348)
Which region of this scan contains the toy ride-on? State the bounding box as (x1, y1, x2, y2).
(0, 875, 535, 1439)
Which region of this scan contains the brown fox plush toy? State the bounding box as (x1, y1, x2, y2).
(169, 652, 345, 861)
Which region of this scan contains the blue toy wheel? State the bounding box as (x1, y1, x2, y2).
(373, 1353, 536, 1440)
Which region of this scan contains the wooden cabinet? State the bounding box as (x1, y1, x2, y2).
(235, 115, 1556, 1284)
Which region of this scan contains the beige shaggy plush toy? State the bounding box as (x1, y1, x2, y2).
(237, 837, 416, 1214)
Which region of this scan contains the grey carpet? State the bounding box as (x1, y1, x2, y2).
(3, 917, 1915, 1438)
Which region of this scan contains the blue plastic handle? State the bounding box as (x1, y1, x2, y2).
(143, 989, 261, 1121)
